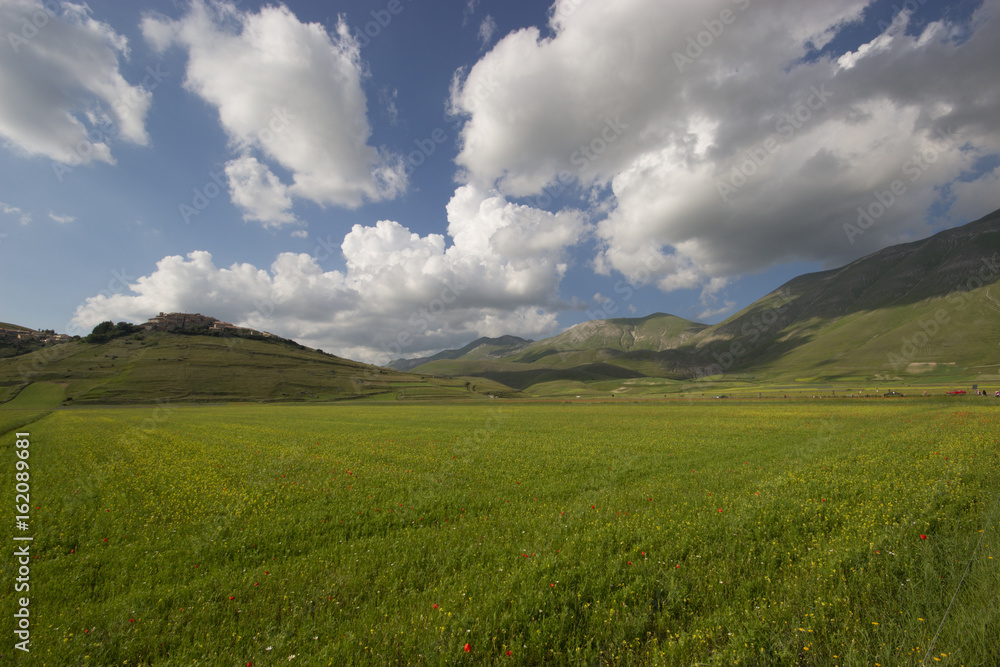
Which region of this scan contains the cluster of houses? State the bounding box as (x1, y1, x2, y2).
(143, 312, 274, 338)
(2, 313, 275, 345)
(0, 326, 71, 344)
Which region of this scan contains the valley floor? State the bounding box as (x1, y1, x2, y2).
(1, 400, 997, 665)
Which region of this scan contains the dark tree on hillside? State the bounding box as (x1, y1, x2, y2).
(84, 321, 140, 344)
(90, 321, 115, 337)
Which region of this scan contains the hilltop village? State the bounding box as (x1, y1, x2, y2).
(142, 312, 274, 338)
(0, 326, 72, 345)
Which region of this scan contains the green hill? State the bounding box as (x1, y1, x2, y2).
(0, 322, 33, 331)
(0, 331, 521, 405)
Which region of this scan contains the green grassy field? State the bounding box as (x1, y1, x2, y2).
(2, 400, 998, 665)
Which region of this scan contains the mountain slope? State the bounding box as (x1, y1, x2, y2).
(685, 207, 1000, 380)
(511, 313, 706, 363)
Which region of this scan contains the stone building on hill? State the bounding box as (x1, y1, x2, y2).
(144, 312, 218, 332)
(143, 312, 274, 338)
(0, 326, 71, 344)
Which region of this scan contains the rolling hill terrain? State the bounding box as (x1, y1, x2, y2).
(0, 331, 521, 405)
(5, 209, 999, 403)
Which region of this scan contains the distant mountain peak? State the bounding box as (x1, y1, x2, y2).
(387, 335, 533, 371)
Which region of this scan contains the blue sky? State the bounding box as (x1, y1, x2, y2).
(1, 0, 998, 364)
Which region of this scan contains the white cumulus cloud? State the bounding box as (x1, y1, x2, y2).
(72, 186, 586, 364)
(224, 154, 297, 228)
(142, 0, 406, 223)
(0, 0, 151, 165)
(449, 0, 1000, 298)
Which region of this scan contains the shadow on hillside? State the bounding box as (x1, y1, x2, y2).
(471, 362, 646, 391)
(669, 328, 817, 377)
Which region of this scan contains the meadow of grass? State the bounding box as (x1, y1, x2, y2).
(0, 381, 65, 438)
(2, 400, 998, 665)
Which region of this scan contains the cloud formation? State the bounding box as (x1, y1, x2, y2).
(223, 154, 296, 228)
(72, 185, 586, 363)
(478, 15, 497, 47)
(1, 201, 31, 225)
(63, 0, 1000, 361)
(0, 0, 151, 165)
(48, 211, 75, 224)
(449, 0, 1000, 293)
(142, 0, 406, 224)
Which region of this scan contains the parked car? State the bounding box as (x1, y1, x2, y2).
(946, 390, 967, 395)
(883, 391, 903, 397)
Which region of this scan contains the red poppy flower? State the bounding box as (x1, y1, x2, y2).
(229, 596, 235, 600)
(920, 534, 927, 540)
(506, 650, 512, 656)
(464, 643, 471, 652)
